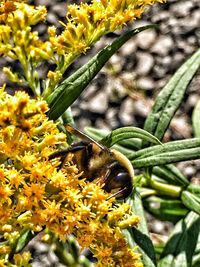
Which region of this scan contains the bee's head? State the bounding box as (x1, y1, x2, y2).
(103, 149, 134, 199)
(111, 149, 134, 180)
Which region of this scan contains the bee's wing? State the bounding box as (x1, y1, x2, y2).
(66, 125, 108, 152)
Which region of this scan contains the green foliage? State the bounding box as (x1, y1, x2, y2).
(47, 25, 156, 120)
(158, 212, 200, 267)
(143, 48, 200, 142)
(68, 44, 200, 266)
(192, 99, 200, 138)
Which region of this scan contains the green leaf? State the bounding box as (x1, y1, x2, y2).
(129, 138, 200, 161)
(152, 165, 189, 186)
(132, 146, 200, 168)
(187, 184, 200, 196)
(144, 48, 200, 143)
(192, 99, 200, 138)
(101, 127, 161, 147)
(143, 196, 188, 223)
(127, 191, 157, 267)
(181, 191, 200, 215)
(85, 126, 142, 151)
(158, 255, 174, 267)
(15, 229, 35, 253)
(158, 211, 200, 267)
(47, 25, 156, 120)
(192, 232, 200, 266)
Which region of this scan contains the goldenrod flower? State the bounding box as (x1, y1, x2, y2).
(50, 0, 164, 56)
(46, 0, 165, 92)
(0, 89, 142, 266)
(0, 0, 164, 96)
(0, 0, 53, 95)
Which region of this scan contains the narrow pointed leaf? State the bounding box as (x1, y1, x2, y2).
(85, 126, 142, 150)
(132, 147, 200, 168)
(129, 138, 200, 160)
(144, 48, 200, 142)
(181, 191, 200, 215)
(159, 211, 200, 267)
(143, 196, 188, 223)
(127, 191, 157, 267)
(152, 165, 189, 186)
(15, 229, 35, 253)
(101, 127, 161, 147)
(47, 25, 156, 120)
(192, 99, 200, 138)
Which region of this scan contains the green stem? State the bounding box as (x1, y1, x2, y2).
(42, 53, 78, 99)
(140, 188, 157, 198)
(149, 179, 182, 197)
(53, 239, 76, 266)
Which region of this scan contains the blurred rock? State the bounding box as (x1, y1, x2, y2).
(151, 36, 174, 56)
(170, 1, 193, 17)
(136, 52, 154, 75)
(120, 39, 137, 56)
(137, 77, 155, 91)
(119, 98, 135, 125)
(133, 99, 152, 118)
(81, 91, 109, 114)
(135, 29, 157, 50)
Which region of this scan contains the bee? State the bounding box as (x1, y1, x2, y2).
(49, 125, 134, 199)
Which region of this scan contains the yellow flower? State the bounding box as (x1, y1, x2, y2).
(49, 0, 165, 56)
(0, 1, 53, 95)
(1, 0, 164, 96)
(13, 251, 32, 267)
(0, 89, 142, 266)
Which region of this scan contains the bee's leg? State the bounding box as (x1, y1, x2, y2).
(106, 188, 129, 200)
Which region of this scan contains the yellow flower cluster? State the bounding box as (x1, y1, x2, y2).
(0, 0, 50, 61)
(49, 0, 164, 56)
(47, 0, 164, 91)
(0, 0, 52, 95)
(0, 89, 142, 266)
(0, 0, 164, 96)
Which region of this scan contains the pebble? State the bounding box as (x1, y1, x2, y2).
(170, 117, 192, 139)
(51, 2, 67, 17)
(180, 12, 200, 35)
(107, 78, 127, 101)
(120, 39, 137, 57)
(81, 91, 109, 114)
(151, 35, 174, 56)
(172, 53, 186, 69)
(133, 99, 152, 118)
(135, 29, 157, 50)
(137, 77, 155, 91)
(119, 98, 135, 125)
(47, 12, 60, 27)
(170, 1, 194, 17)
(106, 108, 120, 128)
(136, 52, 154, 76)
(108, 54, 125, 73)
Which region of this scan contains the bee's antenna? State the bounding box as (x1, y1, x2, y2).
(66, 124, 108, 151)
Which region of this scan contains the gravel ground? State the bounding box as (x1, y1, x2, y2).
(70, 0, 200, 179)
(1, 0, 200, 265)
(72, 0, 200, 133)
